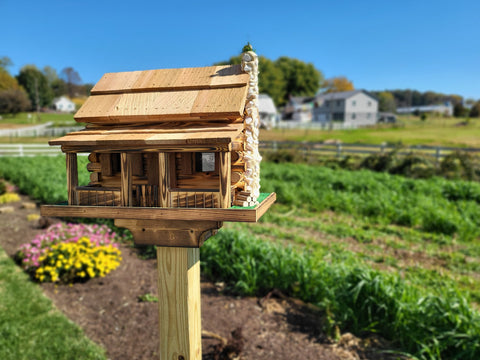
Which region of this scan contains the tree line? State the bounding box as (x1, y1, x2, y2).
(0, 56, 92, 115)
(372, 89, 480, 117)
(217, 52, 355, 107)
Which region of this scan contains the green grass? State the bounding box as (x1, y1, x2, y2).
(261, 115, 480, 147)
(0, 246, 106, 360)
(0, 112, 76, 126)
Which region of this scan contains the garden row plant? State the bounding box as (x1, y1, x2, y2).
(260, 162, 480, 241)
(1, 156, 479, 240)
(201, 229, 480, 360)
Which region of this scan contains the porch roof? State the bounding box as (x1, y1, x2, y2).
(49, 123, 244, 152)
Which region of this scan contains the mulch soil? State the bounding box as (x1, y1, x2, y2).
(0, 193, 403, 360)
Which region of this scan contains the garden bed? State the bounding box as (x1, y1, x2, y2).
(0, 193, 399, 360)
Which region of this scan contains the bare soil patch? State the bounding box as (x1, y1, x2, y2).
(0, 194, 403, 360)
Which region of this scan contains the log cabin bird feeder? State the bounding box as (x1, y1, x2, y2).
(41, 48, 275, 360)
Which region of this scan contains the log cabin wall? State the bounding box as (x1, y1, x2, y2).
(81, 150, 239, 209)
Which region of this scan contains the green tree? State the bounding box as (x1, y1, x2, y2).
(454, 103, 469, 117)
(0, 56, 13, 71)
(322, 76, 354, 93)
(0, 70, 20, 91)
(469, 101, 480, 118)
(217, 53, 322, 106)
(16, 65, 54, 111)
(0, 88, 31, 115)
(377, 91, 396, 112)
(275, 57, 323, 105)
(42, 66, 58, 86)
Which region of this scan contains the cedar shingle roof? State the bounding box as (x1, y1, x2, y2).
(74, 64, 250, 124)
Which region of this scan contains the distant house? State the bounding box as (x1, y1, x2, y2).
(258, 94, 277, 129)
(396, 102, 453, 117)
(313, 90, 378, 126)
(283, 96, 315, 123)
(52, 96, 76, 113)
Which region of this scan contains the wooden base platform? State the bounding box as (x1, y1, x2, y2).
(41, 192, 275, 223)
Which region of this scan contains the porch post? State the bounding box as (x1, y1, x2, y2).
(120, 153, 133, 206)
(66, 152, 78, 205)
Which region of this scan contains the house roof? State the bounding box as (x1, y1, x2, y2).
(316, 90, 377, 102)
(74, 64, 250, 124)
(53, 96, 74, 104)
(258, 94, 277, 114)
(49, 122, 244, 152)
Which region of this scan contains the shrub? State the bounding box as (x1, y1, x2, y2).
(440, 151, 479, 181)
(391, 154, 436, 179)
(34, 237, 121, 283)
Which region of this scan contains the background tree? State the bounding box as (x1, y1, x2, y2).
(216, 54, 319, 106)
(16, 65, 54, 111)
(469, 101, 480, 118)
(377, 91, 396, 112)
(0, 56, 13, 71)
(322, 76, 354, 93)
(60, 67, 82, 97)
(453, 103, 469, 117)
(274, 57, 323, 105)
(0, 88, 31, 115)
(82, 83, 94, 96)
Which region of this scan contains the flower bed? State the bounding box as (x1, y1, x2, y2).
(17, 223, 122, 283)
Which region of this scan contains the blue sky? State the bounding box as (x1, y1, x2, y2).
(2, 0, 479, 99)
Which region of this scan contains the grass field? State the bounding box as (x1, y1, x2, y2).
(0, 246, 106, 360)
(0, 112, 76, 127)
(261, 115, 480, 147)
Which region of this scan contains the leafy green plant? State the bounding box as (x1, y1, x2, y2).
(138, 293, 159, 303)
(202, 229, 480, 360)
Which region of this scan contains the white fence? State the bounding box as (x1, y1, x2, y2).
(0, 122, 83, 137)
(0, 144, 62, 157)
(2, 141, 480, 160)
(260, 141, 480, 163)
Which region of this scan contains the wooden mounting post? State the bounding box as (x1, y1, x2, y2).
(157, 246, 202, 360)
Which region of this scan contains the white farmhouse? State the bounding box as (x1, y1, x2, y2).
(52, 96, 76, 113)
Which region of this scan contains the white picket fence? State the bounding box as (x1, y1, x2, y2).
(0, 144, 62, 157)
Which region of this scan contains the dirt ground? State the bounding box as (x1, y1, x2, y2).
(0, 193, 404, 360)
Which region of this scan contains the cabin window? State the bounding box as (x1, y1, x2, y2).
(195, 152, 215, 172)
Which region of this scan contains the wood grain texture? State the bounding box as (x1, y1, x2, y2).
(91, 64, 248, 95)
(99, 153, 113, 176)
(66, 153, 78, 205)
(120, 153, 133, 206)
(114, 219, 220, 247)
(50, 123, 243, 151)
(156, 247, 202, 360)
(219, 152, 231, 208)
(41, 192, 276, 222)
(158, 153, 169, 207)
(74, 87, 247, 124)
